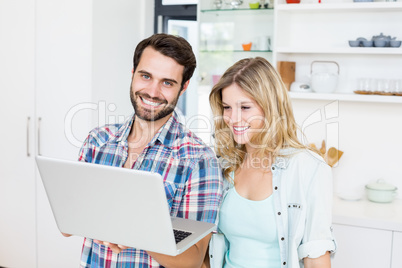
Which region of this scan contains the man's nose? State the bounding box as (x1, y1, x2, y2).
(147, 81, 161, 98)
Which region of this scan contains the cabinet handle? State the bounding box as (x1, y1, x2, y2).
(27, 117, 31, 157)
(38, 117, 42, 156)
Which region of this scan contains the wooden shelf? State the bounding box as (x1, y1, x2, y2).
(289, 91, 402, 104)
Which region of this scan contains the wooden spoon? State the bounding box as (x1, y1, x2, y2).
(327, 147, 343, 167)
(319, 140, 326, 156)
(309, 143, 317, 150)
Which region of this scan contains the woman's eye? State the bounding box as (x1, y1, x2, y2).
(223, 106, 230, 110)
(241, 106, 250, 110)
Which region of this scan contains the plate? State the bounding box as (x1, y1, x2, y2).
(337, 193, 363, 201)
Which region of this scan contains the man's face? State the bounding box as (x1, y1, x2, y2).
(130, 47, 189, 122)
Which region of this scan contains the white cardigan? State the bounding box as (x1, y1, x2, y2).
(209, 149, 337, 268)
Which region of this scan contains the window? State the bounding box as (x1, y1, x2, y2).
(154, 0, 198, 117)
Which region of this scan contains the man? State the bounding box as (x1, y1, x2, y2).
(75, 34, 223, 267)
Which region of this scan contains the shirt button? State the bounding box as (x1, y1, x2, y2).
(274, 186, 278, 190)
(283, 261, 287, 265)
(281, 237, 285, 241)
(278, 212, 281, 215)
(272, 166, 275, 171)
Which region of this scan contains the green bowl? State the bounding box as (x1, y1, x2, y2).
(249, 2, 260, 9)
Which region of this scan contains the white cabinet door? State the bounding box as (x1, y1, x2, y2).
(332, 224, 392, 268)
(35, 0, 93, 267)
(0, 0, 37, 267)
(392, 231, 402, 268)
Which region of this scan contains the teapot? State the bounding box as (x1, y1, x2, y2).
(371, 33, 396, 46)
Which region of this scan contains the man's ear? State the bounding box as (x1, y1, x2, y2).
(180, 80, 190, 96)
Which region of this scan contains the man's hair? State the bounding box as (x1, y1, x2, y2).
(133, 33, 197, 89)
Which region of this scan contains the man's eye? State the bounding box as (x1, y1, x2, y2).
(163, 81, 173, 86)
(142, 74, 150, 79)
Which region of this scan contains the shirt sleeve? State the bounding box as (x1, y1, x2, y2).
(78, 132, 96, 163)
(298, 160, 337, 259)
(177, 153, 223, 224)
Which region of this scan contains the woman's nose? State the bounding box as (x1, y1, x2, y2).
(230, 108, 242, 124)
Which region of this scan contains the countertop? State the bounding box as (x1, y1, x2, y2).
(332, 196, 402, 232)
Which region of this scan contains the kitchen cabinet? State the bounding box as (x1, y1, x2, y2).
(197, 1, 402, 104)
(332, 197, 402, 268)
(273, 0, 402, 201)
(273, 1, 402, 103)
(0, 0, 92, 267)
(35, 1, 94, 267)
(392, 231, 402, 268)
(1, 0, 151, 266)
(0, 1, 36, 267)
(332, 223, 393, 268)
(0, 0, 146, 267)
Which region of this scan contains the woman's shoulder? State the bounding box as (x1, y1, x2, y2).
(277, 148, 331, 183)
(279, 147, 328, 168)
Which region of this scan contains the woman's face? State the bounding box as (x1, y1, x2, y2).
(221, 83, 265, 151)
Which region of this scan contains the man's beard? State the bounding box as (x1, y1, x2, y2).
(130, 89, 180, 122)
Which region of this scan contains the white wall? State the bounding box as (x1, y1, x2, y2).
(292, 99, 402, 200)
(90, 0, 154, 131)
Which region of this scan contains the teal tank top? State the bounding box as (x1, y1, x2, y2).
(218, 187, 281, 267)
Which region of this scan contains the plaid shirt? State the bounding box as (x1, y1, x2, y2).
(78, 111, 223, 268)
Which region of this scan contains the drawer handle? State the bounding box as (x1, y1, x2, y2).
(27, 117, 31, 157)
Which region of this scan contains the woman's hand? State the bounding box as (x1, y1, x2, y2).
(304, 251, 331, 268)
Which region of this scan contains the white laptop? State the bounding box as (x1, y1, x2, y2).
(35, 155, 216, 256)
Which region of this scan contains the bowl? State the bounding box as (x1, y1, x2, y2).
(249, 2, 260, 8)
(362, 40, 373, 47)
(390, 40, 402, 48)
(374, 39, 387, 47)
(286, 0, 301, 3)
(242, 42, 252, 51)
(349, 40, 361, 47)
(365, 179, 397, 203)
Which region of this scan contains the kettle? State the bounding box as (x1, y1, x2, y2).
(310, 61, 339, 94)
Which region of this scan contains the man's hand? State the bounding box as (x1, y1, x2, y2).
(93, 240, 129, 254)
(61, 233, 72, 237)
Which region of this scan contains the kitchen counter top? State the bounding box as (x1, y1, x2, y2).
(333, 196, 402, 232)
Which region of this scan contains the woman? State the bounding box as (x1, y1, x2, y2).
(207, 57, 336, 268)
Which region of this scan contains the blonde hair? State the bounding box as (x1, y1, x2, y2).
(209, 57, 306, 180)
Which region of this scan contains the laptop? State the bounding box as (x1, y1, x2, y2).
(35, 155, 217, 256)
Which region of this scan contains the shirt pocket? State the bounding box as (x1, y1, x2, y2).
(287, 203, 303, 237)
(164, 180, 185, 215)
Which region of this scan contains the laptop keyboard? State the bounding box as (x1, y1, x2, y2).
(173, 229, 192, 244)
